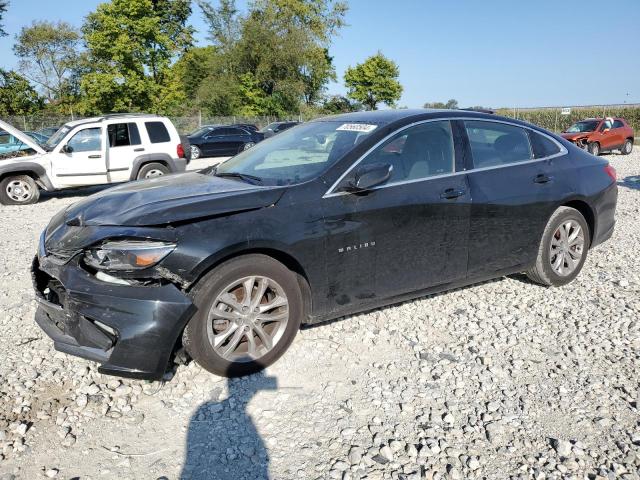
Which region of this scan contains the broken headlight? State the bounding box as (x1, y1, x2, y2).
(84, 240, 176, 271)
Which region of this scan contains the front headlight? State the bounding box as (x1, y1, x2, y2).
(84, 240, 176, 271)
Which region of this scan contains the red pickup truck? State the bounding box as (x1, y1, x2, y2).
(561, 117, 634, 156)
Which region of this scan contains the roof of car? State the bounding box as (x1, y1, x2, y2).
(314, 108, 496, 125)
(64, 113, 164, 128)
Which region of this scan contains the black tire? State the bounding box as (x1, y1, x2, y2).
(621, 139, 633, 155)
(0, 175, 40, 205)
(526, 206, 590, 287)
(183, 254, 303, 377)
(136, 162, 170, 180)
(588, 142, 600, 156)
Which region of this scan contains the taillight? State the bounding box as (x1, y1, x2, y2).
(604, 164, 617, 183)
(177, 143, 185, 158)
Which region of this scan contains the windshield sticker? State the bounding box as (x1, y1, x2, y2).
(336, 123, 377, 133)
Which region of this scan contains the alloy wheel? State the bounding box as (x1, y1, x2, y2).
(207, 275, 289, 362)
(549, 220, 584, 276)
(6, 179, 33, 203)
(243, 142, 255, 151)
(191, 145, 201, 160)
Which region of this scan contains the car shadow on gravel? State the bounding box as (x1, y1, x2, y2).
(180, 375, 275, 480)
(618, 176, 640, 191)
(39, 185, 113, 203)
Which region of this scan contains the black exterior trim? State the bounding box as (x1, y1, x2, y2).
(0, 161, 54, 191)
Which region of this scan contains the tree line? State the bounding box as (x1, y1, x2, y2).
(0, 0, 412, 119)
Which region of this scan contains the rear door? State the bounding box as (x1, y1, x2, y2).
(462, 119, 567, 277)
(322, 120, 471, 311)
(51, 125, 108, 186)
(106, 121, 144, 182)
(611, 119, 626, 148)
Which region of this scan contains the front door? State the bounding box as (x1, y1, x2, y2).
(321, 120, 471, 313)
(52, 126, 108, 186)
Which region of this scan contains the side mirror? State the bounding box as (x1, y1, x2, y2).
(344, 163, 392, 192)
(62, 144, 73, 153)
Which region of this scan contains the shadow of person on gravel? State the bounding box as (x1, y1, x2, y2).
(180, 375, 277, 480)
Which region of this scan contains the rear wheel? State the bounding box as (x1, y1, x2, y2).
(137, 162, 169, 180)
(526, 206, 590, 286)
(183, 254, 302, 377)
(0, 175, 40, 205)
(621, 139, 633, 155)
(588, 142, 600, 156)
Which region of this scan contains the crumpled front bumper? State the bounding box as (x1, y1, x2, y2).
(32, 237, 196, 380)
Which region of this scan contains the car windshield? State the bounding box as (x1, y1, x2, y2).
(566, 120, 599, 133)
(259, 122, 280, 133)
(213, 121, 379, 186)
(44, 125, 71, 150)
(190, 126, 215, 137)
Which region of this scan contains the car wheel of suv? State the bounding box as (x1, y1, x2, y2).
(191, 145, 202, 160)
(183, 254, 303, 377)
(241, 142, 255, 152)
(0, 175, 40, 205)
(588, 142, 600, 156)
(621, 139, 633, 155)
(525, 206, 590, 287)
(137, 162, 169, 180)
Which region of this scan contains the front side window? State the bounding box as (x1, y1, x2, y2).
(215, 121, 378, 186)
(67, 128, 102, 153)
(464, 121, 531, 168)
(145, 121, 170, 143)
(108, 122, 141, 147)
(355, 120, 455, 185)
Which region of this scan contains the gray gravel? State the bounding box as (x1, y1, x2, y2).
(0, 151, 639, 480)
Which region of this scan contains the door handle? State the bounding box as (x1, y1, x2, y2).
(533, 174, 552, 184)
(440, 188, 466, 199)
(88, 154, 102, 159)
(134, 148, 145, 152)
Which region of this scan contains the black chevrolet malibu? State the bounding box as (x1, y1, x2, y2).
(32, 109, 617, 379)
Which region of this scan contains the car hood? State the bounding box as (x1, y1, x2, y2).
(0, 118, 46, 154)
(561, 132, 591, 140)
(64, 172, 287, 227)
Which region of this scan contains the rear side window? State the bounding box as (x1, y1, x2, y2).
(145, 121, 171, 143)
(612, 120, 624, 128)
(108, 122, 141, 147)
(464, 121, 532, 168)
(528, 131, 561, 159)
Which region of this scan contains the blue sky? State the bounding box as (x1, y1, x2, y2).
(1, 0, 639, 108)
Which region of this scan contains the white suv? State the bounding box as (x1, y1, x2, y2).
(0, 114, 189, 205)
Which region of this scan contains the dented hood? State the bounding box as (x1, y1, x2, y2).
(64, 172, 287, 226)
(561, 132, 590, 141)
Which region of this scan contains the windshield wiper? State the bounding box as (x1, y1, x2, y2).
(215, 171, 263, 185)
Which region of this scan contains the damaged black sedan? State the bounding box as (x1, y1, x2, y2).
(32, 109, 618, 380)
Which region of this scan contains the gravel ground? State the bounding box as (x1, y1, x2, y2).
(0, 151, 638, 480)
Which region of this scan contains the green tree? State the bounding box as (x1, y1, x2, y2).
(0, 69, 43, 115)
(321, 94, 360, 114)
(13, 21, 80, 105)
(81, 0, 193, 114)
(194, 0, 347, 116)
(0, 1, 7, 37)
(344, 52, 403, 110)
(423, 99, 458, 109)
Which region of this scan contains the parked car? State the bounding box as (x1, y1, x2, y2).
(561, 117, 634, 156)
(32, 109, 617, 380)
(0, 114, 188, 205)
(188, 125, 263, 160)
(0, 128, 35, 155)
(260, 121, 300, 138)
(25, 131, 49, 144)
(231, 123, 259, 132)
(37, 126, 61, 139)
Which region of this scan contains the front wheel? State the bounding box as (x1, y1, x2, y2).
(183, 254, 302, 377)
(241, 142, 255, 152)
(526, 206, 590, 286)
(588, 142, 600, 156)
(0, 175, 40, 205)
(191, 145, 202, 160)
(621, 139, 633, 155)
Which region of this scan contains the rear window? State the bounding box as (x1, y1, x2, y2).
(528, 131, 561, 159)
(145, 121, 171, 143)
(464, 121, 532, 168)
